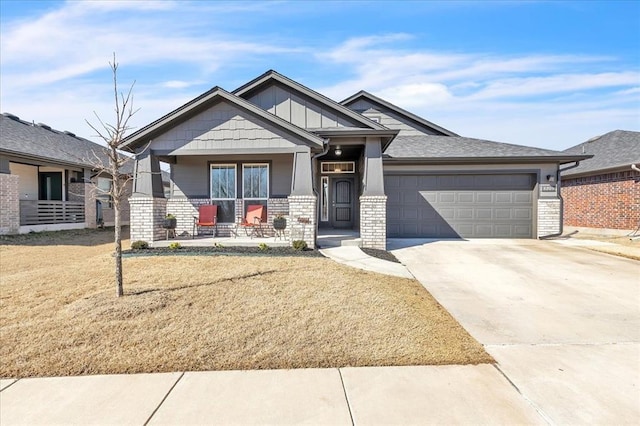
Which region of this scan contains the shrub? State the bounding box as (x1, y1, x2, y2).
(168, 242, 182, 250)
(131, 240, 149, 250)
(165, 213, 176, 219)
(258, 243, 269, 251)
(292, 240, 308, 251)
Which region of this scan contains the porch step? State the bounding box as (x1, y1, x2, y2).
(316, 236, 362, 248)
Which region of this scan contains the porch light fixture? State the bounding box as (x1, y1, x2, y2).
(546, 175, 556, 183)
(334, 146, 342, 156)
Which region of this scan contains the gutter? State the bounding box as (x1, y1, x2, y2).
(543, 161, 581, 239)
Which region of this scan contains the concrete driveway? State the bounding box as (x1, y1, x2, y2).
(390, 239, 640, 425)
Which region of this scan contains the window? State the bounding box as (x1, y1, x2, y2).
(210, 164, 236, 223)
(321, 176, 329, 222)
(96, 177, 112, 208)
(369, 116, 381, 123)
(243, 164, 268, 199)
(321, 161, 355, 174)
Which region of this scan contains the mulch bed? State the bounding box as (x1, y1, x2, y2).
(124, 246, 324, 258)
(361, 247, 401, 263)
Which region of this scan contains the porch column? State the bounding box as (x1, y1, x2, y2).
(129, 148, 166, 244)
(0, 156, 19, 235)
(360, 137, 387, 249)
(288, 148, 317, 248)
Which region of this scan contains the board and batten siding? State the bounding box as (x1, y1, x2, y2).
(150, 101, 309, 153)
(246, 83, 364, 130)
(347, 99, 441, 137)
(172, 154, 294, 198)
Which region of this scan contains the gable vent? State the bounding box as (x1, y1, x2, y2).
(2, 112, 20, 121)
(36, 122, 52, 131)
(63, 130, 76, 137)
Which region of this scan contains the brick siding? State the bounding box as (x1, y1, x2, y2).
(287, 195, 316, 248)
(561, 171, 639, 230)
(0, 174, 20, 234)
(537, 198, 561, 237)
(360, 195, 387, 249)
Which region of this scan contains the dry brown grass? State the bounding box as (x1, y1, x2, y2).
(568, 231, 640, 261)
(0, 229, 492, 378)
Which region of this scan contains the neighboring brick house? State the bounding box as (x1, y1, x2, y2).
(561, 130, 640, 232)
(0, 113, 136, 234)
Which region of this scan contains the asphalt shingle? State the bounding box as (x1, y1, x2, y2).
(0, 114, 133, 174)
(384, 134, 572, 159)
(562, 130, 640, 176)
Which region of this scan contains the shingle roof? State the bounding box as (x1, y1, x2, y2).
(0, 114, 133, 174)
(384, 135, 588, 163)
(562, 130, 640, 176)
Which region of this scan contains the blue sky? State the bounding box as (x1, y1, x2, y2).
(1, 0, 638, 150)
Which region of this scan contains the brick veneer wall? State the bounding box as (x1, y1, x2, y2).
(537, 198, 562, 237)
(0, 174, 20, 234)
(561, 171, 639, 230)
(360, 195, 387, 249)
(287, 195, 316, 248)
(129, 197, 167, 244)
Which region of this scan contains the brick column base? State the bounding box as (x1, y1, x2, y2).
(287, 195, 317, 248)
(129, 197, 167, 245)
(360, 195, 387, 249)
(0, 174, 20, 235)
(538, 198, 561, 238)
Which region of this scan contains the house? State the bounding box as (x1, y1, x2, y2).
(120, 70, 589, 249)
(561, 130, 640, 232)
(0, 113, 135, 234)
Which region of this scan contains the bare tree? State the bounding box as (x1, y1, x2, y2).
(86, 53, 138, 297)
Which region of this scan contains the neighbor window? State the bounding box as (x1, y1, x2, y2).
(210, 164, 236, 222)
(243, 164, 268, 200)
(96, 177, 113, 208)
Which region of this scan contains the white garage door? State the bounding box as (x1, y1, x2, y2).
(385, 173, 536, 238)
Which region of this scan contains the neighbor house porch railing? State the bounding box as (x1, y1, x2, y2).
(19, 200, 85, 226)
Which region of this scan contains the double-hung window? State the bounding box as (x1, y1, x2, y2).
(96, 177, 113, 208)
(242, 164, 268, 201)
(210, 164, 236, 223)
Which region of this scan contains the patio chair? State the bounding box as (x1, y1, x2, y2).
(237, 204, 266, 238)
(193, 204, 217, 238)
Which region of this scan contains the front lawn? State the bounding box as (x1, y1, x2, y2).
(0, 229, 492, 378)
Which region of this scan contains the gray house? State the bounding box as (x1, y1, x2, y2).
(0, 113, 134, 234)
(121, 70, 588, 248)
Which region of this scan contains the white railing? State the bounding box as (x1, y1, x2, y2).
(19, 200, 85, 225)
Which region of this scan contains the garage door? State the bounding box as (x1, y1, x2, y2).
(385, 174, 535, 238)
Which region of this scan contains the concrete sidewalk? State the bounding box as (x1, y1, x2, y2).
(320, 246, 414, 278)
(0, 365, 544, 425)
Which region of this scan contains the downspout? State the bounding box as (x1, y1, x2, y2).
(548, 161, 581, 238)
(310, 139, 330, 247)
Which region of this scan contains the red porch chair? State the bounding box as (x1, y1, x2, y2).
(193, 205, 217, 238)
(237, 205, 266, 238)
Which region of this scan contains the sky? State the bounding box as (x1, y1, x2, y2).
(1, 0, 639, 151)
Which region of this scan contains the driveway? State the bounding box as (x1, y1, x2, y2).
(390, 239, 640, 424)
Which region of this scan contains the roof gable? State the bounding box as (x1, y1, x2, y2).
(562, 130, 640, 176)
(341, 91, 457, 137)
(233, 70, 387, 131)
(121, 87, 325, 151)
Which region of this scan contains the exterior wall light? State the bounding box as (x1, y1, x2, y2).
(334, 146, 342, 156)
(547, 175, 556, 183)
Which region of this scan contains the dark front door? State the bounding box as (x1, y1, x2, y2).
(39, 172, 63, 200)
(331, 177, 354, 228)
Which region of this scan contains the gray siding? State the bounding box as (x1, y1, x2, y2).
(348, 99, 440, 137)
(172, 154, 293, 198)
(247, 83, 364, 130)
(150, 101, 308, 153)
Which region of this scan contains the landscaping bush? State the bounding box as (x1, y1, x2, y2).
(131, 240, 149, 250)
(292, 240, 308, 251)
(258, 243, 269, 251)
(168, 242, 182, 250)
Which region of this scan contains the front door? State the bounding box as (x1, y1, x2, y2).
(331, 177, 354, 228)
(39, 172, 63, 200)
